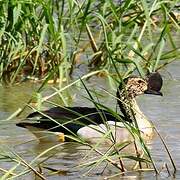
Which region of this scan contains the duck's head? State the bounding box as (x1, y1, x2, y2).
(124, 77, 147, 98)
(116, 72, 163, 123)
(119, 72, 163, 98)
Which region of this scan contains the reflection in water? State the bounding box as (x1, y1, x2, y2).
(0, 62, 180, 179)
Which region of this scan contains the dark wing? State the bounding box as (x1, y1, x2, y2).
(16, 106, 120, 134)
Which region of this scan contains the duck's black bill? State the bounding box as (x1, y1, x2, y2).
(145, 72, 163, 96)
(144, 89, 163, 96)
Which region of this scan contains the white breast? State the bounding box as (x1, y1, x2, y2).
(77, 121, 134, 143)
(132, 99, 153, 136)
(77, 105, 154, 144)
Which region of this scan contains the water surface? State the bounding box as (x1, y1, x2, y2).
(0, 62, 180, 179)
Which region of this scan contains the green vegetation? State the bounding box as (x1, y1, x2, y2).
(0, 0, 179, 179)
(0, 0, 179, 84)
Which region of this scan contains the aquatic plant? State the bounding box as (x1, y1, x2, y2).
(0, 0, 179, 84)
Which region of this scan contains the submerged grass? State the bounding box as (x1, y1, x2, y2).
(0, 0, 179, 179)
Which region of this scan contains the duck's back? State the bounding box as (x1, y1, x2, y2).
(17, 106, 119, 134)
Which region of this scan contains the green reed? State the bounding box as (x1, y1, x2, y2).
(0, 0, 179, 84)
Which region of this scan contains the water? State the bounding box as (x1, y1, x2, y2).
(0, 62, 180, 179)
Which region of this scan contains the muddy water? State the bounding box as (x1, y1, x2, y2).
(0, 62, 180, 179)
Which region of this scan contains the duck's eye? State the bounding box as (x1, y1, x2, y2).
(138, 80, 143, 83)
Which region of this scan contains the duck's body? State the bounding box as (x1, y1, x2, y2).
(16, 72, 163, 143)
(18, 106, 122, 135)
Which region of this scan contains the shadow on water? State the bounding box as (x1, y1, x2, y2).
(0, 62, 180, 179)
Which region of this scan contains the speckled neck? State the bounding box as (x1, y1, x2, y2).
(116, 83, 152, 130)
(116, 86, 134, 123)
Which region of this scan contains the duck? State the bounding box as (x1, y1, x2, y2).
(16, 72, 163, 143)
